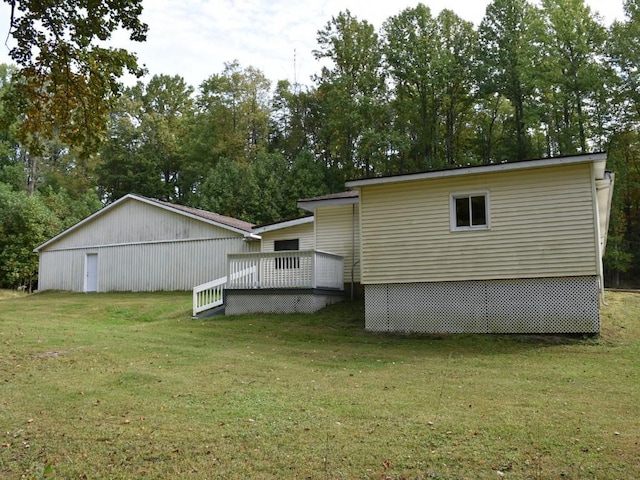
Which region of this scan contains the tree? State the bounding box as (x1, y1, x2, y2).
(97, 89, 159, 202)
(3, 0, 147, 153)
(98, 74, 195, 203)
(383, 4, 441, 171)
(435, 10, 477, 166)
(471, 93, 513, 164)
(269, 80, 313, 160)
(137, 75, 195, 202)
(195, 61, 271, 166)
(477, 0, 543, 160)
(609, 0, 640, 127)
(0, 184, 58, 290)
(603, 131, 640, 285)
(313, 10, 389, 180)
(539, 0, 609, 155)
(383, 5, 477, 171)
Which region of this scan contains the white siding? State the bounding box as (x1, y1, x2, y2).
(46, 199, 236, 250)
(359, 163, 598, 284)
(260, 223, 315, 252)
(315, 204, 360, 283)
(38, 237, 258, 292)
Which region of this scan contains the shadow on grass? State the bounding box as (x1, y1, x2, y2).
(196, 300, 604, 360)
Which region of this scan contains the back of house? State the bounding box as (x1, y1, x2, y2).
(346, 152, 613, 334)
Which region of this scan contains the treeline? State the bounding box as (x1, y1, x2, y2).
(1, 0, 640, 289)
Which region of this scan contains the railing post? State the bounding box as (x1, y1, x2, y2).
(312, 251, 317, 289)
(193, 288, 198, 316)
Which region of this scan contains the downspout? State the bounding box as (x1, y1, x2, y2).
(590, 164, 606, 305)
(351, 203, 355, 301)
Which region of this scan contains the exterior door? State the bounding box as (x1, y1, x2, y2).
(85, 253, 98, 292)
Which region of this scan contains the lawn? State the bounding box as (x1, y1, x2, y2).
(0, 291, 638, 479)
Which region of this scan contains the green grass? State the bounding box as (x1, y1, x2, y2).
(0, 289, 28, 300)
(0, 291, 639, 479)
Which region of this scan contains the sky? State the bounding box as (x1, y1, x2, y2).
(0, 0, 628, 91)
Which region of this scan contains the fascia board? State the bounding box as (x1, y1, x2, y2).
(346, 153, 608, 188)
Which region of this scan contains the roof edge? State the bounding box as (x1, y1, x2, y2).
(140, 196, 253, 234)
(297, 196, 359, 212)
(34, 193, 134, 252)
(253, 216, 314, 234)
(345, 152, 608, 188)
(34, 193, 252, 252)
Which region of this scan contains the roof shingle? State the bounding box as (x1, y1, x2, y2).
(146, 197, 255, 233)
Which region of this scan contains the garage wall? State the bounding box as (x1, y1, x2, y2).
(38, 237, 259, 292)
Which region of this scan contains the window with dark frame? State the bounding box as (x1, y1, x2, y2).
(451, 193, 489, 230)
(274, 239, 300, 269)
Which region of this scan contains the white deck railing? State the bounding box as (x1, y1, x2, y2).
(192, 266, 257, 317)
(227, 250, 344, 291)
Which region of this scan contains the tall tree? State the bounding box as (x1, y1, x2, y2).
(477, 0, 543, 161)
(269, 80, 313, 160)
(97, 74, 194, 202)
(383, 5, 476, 170)
(435, 10, 477, 166)
(195, 61, 271, 166)
(383, 4, 441, 171)
(609, 0, 640, 127)
(313, 10, 389, 180)
(138, 75, 195, 202)
(539, 0, 609, 155)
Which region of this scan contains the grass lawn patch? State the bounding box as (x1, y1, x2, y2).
(1, 291, 639, 479)
(0, 289, 28, 301)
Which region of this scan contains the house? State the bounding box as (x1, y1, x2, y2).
(344, 152, 614, 334)
(297, 190, 361, 298)
(220, 215, 337, 315)
(196, 191, 361, 316)
(254, 216, 315, 253)
(34, 194, 259, 292)
(37, 152, 614, 335)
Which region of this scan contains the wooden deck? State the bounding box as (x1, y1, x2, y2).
(193, 250, 344, 316)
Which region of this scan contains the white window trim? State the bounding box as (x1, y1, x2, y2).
(449, 191, 491, 232)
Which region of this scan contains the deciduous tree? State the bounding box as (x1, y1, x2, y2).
(3, 0, 147, 153)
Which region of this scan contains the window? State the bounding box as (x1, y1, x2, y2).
(450, 192, 490, 231)
(274, 239, 300, 269)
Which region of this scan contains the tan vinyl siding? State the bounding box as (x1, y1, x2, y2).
(46, 199, 238, 250)
(360, 163, 597, 284)
(38, 237, 259, 292)
(315, 204, 360, 283)
(260, 223, 315, 252)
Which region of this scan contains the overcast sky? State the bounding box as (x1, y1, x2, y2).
(0, 1, 628, 90)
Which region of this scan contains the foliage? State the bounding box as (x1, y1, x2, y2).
(314, 10, 390, 181)
(3, 0, 147, 153)
(195, 61, 272, 165)
(383, 5, 478, 169)
(97, 74, 195, 203)
(476, 0, 543, 161)
(0, 183, 101, 289)
(604, 131, 640, 285)
(0, 185, 59, 289)
(199, 150, 329, 225)
(539, 0, 609, 154)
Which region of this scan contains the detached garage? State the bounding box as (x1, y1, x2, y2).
(34, 194, 259, 292)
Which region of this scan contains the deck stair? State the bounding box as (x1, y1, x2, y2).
(192, 266, 257, 317)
